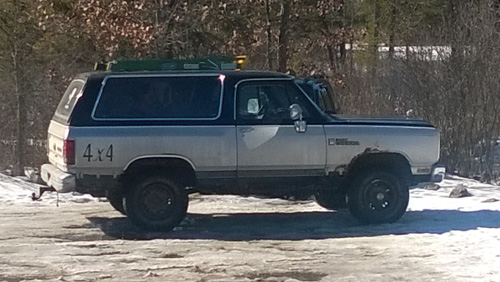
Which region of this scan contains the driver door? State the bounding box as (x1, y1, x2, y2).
(235, 80, 326, 178)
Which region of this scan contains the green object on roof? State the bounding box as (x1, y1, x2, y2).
(94, 56, 247, 72)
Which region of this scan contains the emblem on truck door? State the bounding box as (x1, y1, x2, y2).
(328, 138, 360, 146)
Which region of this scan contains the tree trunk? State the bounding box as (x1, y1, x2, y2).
(265, 0, 274, 70)
(327, 45, 335, 69)
(13, 45, 26, 176)
(278, 0, 290, 72)
(370, 0, 380, 79)
(388, 0, 396, 105)
(388, 1, 396, 60)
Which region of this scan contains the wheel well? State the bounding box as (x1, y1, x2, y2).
(121, 158, 196, 188)
(347, 153, 412, 185)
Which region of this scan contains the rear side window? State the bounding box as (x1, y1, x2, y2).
(54, 79, 85, 123)
(93, 75, 222, 120)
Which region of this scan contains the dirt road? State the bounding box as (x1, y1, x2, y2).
(0, 193, 499, 282)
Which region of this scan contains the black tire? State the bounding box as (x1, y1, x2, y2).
(124, 175, 188, 231)
(347, 170, 409, 224)
(106, 189, 126, 215)
(314, 190, 347, 210)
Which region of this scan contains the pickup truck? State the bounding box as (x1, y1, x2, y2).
(40, 60, 444, 231)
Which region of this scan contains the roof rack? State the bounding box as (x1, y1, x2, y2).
(94, 55, 247, 72)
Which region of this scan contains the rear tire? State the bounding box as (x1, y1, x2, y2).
(125, 175, 188, 231)
(106, 189, 126, 215)
(347, 170, 409, 224)
(314, 190, 347, 210)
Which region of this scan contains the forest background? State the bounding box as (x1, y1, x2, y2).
(1, 0, 499, 180)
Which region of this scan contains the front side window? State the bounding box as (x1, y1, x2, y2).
(93, 75, 222, 119)
(236, 81, 314, 124)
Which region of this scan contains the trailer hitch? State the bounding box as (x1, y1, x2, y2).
(32, 186, 57, 201)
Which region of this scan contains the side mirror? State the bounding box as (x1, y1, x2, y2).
(289, 104, 307, 133)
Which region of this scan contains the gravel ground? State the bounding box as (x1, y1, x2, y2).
(1, 189, 499, 282)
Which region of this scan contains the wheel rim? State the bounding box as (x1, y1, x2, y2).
(139, 182, 176, 220)
(362, 179, 397, 212)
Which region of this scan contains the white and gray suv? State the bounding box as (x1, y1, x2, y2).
(40, 60, 444, 231)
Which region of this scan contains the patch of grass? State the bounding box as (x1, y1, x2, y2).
(0, 275, 49, 282)
(244, 271, 328, 281)
(159, 253, 184, 259)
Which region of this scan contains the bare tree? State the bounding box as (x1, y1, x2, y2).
(0, 0, 40, 175)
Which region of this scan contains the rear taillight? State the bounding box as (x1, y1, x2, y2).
(63, 140, 75, 165)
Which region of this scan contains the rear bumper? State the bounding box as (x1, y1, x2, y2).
(40, 164, 76, 193)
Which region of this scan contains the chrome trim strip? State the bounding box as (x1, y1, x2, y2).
(91, 73, 224, 121)
(237, 169, 325, 178)
(65, 125, 236, 130)
(72, 79, 86, 84)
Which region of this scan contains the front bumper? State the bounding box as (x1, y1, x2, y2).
(40, 164, 76, 193)
(411, 164, 446, 185)
(430, 164, 446, 182)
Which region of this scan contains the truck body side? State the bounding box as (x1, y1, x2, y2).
(41, 70, 443, 229)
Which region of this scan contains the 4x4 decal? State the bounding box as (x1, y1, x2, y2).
(83, 144, 113, 162)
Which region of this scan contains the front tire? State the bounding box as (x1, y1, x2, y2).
(125, 175, 188, 231)
(347, 170, 409, 224)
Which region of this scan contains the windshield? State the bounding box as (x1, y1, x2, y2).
(295, 78, 336, 114)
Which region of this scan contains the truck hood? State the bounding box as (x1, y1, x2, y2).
(331, 115, 434, 127)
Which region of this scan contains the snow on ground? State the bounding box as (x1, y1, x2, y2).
(0, 173, 97, 205)
(0, 173, 500, 281)
(411, 175, 500, 211)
